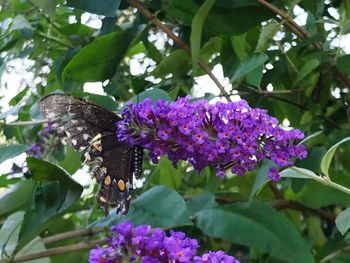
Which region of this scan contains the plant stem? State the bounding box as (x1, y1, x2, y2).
(0, 120, 48, 127)
(291, 167, 350, 195)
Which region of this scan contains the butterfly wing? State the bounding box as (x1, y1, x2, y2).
(39, 94, 142, 215)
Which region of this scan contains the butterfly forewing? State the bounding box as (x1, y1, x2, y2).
(39, 94, 143, 215)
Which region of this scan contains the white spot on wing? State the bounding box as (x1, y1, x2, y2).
(72, 139, 77, 145)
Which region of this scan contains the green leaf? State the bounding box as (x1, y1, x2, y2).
(296, 180, 350, 208)
(126, 88, 171, 106)
(195, 202, 314, 263)
(321, 137, 350, 178)
(294, 59, 320, 84)
(66, 0, 121, 17)
(9, 87, 29, 106)
(250, 160, 275, 199)
(0, 212, 24, 258)
(90, 186, 191, 228)
(17, 158, 83, 251)
(336, 54, 350, 75)
(31, 0, 56, 16)
(63, 29, 135, 82)
(29, 102, 44, 120)
(159, 157, 183, 189)
(298, 130, 323, 146)
(59, 146, 82, 174)
(0, 144, 27, 164)
(255, 21, 280, 53)
(169, 1, 272, 36)
(190, 0, 215, 72)
(0, 180, 35, 218)
(0, 212, 49, 263)
(152, 49, 190, 78)
(280, 167, 315, 179)
(80, 93, 117, 111)
(336, 208, 350, 235)
(300, 111, 312, 125)
(230, 53, 268, 82)
(186, 192, 217, 215)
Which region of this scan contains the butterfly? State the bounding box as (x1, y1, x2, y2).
(39, 94, 143, 216)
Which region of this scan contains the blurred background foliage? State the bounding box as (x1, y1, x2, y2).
(0, 0, 350, 262)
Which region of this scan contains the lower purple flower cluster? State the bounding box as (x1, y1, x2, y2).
(116, 96, 307, 181)
(89, 221, 239, 263)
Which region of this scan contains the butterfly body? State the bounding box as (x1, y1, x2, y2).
(39, 94, 143, 215)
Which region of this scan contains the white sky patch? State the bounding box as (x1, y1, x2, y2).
(83, 82, 105, 95)
(80, 13, 102, 29)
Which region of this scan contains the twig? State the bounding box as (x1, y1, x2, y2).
(7, 239, 105, 263)
(271, 199, 336, 222)
(43, 227, 105, 245)
(126, 0, 231, 101)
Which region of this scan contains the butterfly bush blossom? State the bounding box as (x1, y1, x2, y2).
(116, 97, 307, 181)
(89, 221, 239, 263)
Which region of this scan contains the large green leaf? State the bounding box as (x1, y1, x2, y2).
(195, 202, 314, 262)
(320, 137, 350, 178)
(17, 158, 83, 251)
(0, 144, 27, 164)
(186, 192, 217, 215)
(66, 0, 121, 17)
(63, 29, 135, 82)
(0, 180, 34, 218)
(90, 186, 191, 228)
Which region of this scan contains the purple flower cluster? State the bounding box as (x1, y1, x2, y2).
(116, 96, 307, 181)
(89, 221, 239, 263)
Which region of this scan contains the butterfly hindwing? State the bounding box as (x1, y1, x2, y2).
(39, 94, 143, 215)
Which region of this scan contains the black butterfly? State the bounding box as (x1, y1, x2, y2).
(39, 94, 143, 216)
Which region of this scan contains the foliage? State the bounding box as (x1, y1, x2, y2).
(1, 0, 350, 262)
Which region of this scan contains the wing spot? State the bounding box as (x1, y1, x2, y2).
(118, 180, 126, 191)
(104, 175, 111, 185)
(71, 139, 77, 145)
(83, 134, 90, 140)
